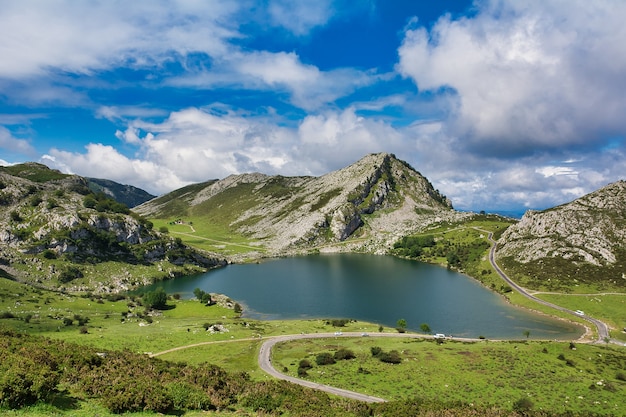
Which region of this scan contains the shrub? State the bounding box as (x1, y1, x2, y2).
(29, 195, 43, 207)
(0, 354, 59, 408)
(315, 352, 336, 366)
(143, 287, 167, 310)
(58, 266, 83, 283)
(334, 348, 356, 361)
(9, 211, 22, 222)
(167, 382, 212, 411)
(298, 359, 313, 370)
(371, 346, 382, 357)
(331, 318, 349, 327)
(42, 249, 57, 259)
(513, 397, 534, 412)
(379, 350, 402, 364)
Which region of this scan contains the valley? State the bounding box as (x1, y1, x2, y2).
(1, 154, 625, 416)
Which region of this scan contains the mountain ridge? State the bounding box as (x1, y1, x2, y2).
(496, 180, 626, 290)
(135, 153, 462, 255)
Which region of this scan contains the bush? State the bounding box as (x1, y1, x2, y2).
(330, 318, 349, 327)
(334, 348, 356, 361)
(167, 382, 212, 411)
(379, 350, 402, 364)
(513, 397, 534, 412)
(42, 249, 57, 259)
(315, 352, 336, 366)
(0, 354, 59, 408)
(298, 359, 313, 370)
(370, 346, 382, 357)
(9, 211, 22, 222)
(143, 287, 167, 310)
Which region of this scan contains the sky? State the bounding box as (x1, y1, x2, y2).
(1, 0, 625, 214)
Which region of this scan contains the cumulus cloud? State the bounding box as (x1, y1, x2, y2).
(268, 0, 333, 35)
(397, 0, 626, 156)
(0, 0, 238, 78)
(46, 106, 404, 195)
(0, 126, 36, 156)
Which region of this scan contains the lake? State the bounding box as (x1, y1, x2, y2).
(142, 253, 583, 339)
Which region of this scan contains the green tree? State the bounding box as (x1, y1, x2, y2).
(143, 287, 167, 310)
(193, 288, 212, 305)
(523, 330, 530, 339)
(420, 323, 431, 333)
(396, 318, 407, 333)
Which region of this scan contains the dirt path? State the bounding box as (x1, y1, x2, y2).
(170, 230, 263, 250)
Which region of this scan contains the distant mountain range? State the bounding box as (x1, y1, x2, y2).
(135, 153, 464, 254)
(86, 177, 155, 208)
(0, 156, 624, 293)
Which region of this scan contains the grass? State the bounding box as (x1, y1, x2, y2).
(3, 274, 626, 416)
(272, 336, 626, 415)
(152, 218, 265, 255)
(534, 293, 626, 343)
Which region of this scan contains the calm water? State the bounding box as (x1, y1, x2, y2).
(142, 253, 582, 339)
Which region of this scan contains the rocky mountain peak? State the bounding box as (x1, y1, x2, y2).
(497, 180, 626, 267)
(136, 153, 460, 254)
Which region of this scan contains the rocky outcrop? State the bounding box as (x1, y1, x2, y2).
(497, 180, 626, 266)
(0, 163, 224, 287)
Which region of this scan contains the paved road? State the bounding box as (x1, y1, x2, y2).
(258, 332, 482, 403)
(258, 333, 386, 403)
(484, 231, 612, 343)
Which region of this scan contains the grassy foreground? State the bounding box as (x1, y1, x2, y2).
(272, 335, 626, 415)
(2, 275, 626, 416)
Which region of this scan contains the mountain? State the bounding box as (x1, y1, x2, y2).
(135, 153, 464, 255)
(0, 162, 225, 292)
(496, 180, 626, 290)
(87, 177, 156, 208)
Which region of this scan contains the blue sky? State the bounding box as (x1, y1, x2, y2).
(1, 0, 625, 213)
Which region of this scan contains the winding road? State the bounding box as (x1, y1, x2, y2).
(483, 231, 612, 343)
(257, 332, 483, 403)
(151, 230, 620, 403)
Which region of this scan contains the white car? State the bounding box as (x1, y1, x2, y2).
(575, 310, 585, 316)
(434, 333, 446, 339)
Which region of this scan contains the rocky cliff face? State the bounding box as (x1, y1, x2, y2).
(497, 180, 626, 267)
(136, 153, 462, 254)
(0, 164, 224, 289)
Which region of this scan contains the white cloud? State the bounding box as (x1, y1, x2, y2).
(170, 50, 379, 110)
(0, 0, 238, 78)
(268, 0, 333, 35)
(0, 126, 36, 156)
(40, 102, 625, 211)
(397, 0, 626, 155)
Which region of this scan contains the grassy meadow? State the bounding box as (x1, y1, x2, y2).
(271, 335, 626, 415)
(3, 211, 626, 416)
